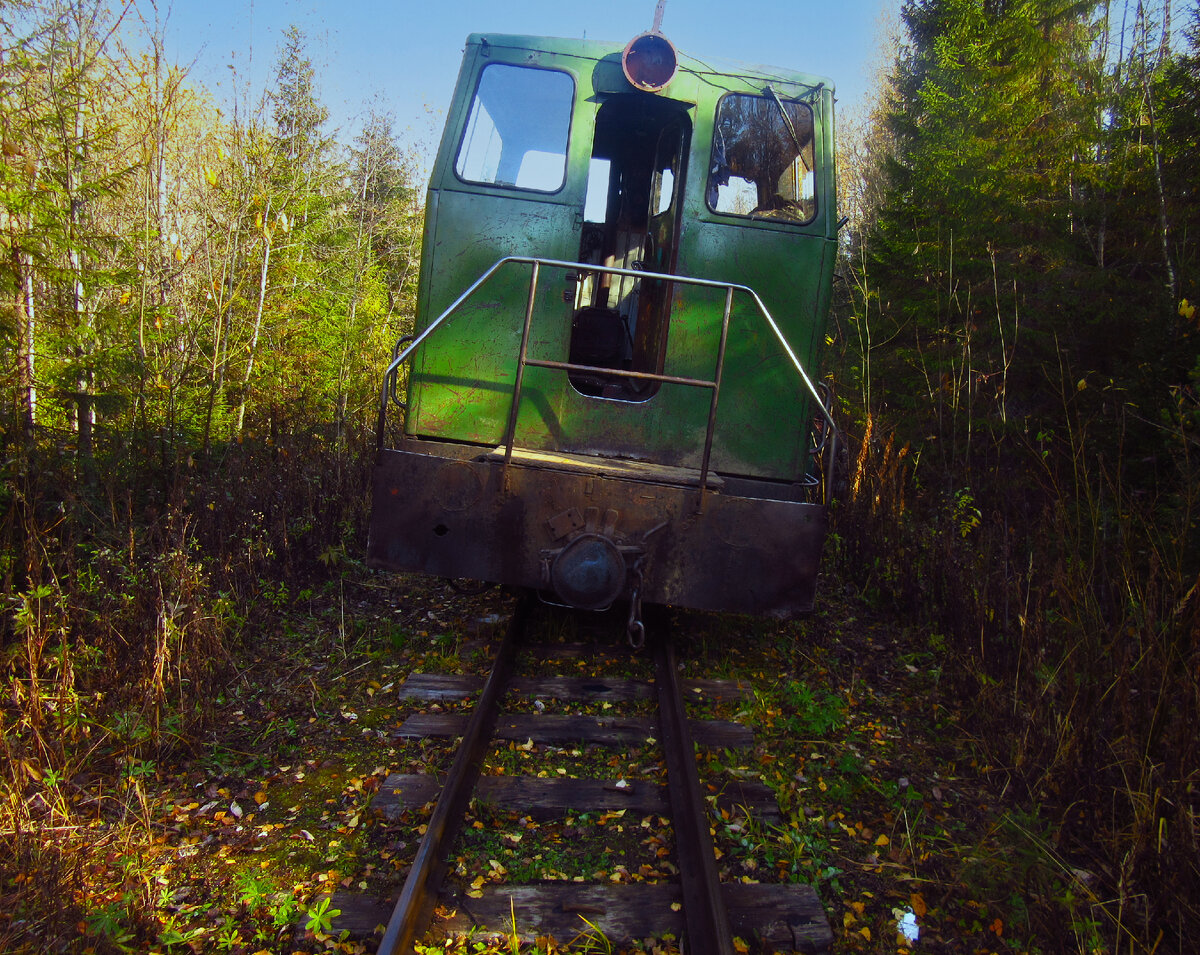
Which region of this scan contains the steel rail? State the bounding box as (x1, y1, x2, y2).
(654, 633, 735, 955)
(376, 597, 529, 955)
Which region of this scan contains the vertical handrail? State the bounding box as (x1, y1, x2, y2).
(502, 260, 542, 478)
(697, 285, 735, 503)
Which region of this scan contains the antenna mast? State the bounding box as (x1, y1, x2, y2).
(652, 0, 667, 33)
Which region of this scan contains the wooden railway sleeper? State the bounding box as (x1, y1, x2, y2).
(376, 600, 741, 955)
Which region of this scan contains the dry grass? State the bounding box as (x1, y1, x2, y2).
(830, 406, 1200, 953)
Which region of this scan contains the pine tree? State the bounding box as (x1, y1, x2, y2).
(864, 0, 1103, 466)
(332, 110, 420, 441)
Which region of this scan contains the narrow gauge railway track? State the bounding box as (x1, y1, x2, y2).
(329, 598, 831, 954)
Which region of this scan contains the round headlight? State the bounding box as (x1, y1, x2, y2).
(621, 32, 677, 92)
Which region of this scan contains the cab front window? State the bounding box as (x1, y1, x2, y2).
(455, 64, 575, 192)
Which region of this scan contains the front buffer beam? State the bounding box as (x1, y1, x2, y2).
(368, 441, 826, 618)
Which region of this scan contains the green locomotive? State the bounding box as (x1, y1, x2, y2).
(369, 27, 838, 631)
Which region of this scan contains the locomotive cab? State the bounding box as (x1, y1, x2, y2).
(369, 30, 838, 622)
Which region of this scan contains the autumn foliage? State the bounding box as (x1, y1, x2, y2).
(3, 0, 1200, 952)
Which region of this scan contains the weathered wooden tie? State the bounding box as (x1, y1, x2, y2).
(394, 711, 754, 749)
(399, 672, 755, 703)
(375, 773, 784, 823)
(331, 883, 830, 953)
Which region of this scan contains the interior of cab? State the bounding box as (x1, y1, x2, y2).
(568, 95, 691, 401)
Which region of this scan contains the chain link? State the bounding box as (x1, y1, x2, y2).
(626, 560, 646, 649)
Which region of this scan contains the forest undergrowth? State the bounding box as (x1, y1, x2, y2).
(3, 2, 1200, 950)
(2, 409, 1197, 954)
(829, 405, 1200, 953)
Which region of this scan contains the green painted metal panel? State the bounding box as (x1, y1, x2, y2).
(406, 34, 836, 481)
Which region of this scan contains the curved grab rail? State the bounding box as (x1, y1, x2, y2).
(376, 255, 838, 502)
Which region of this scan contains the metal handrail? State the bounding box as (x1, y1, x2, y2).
(377, 255, 838, 502)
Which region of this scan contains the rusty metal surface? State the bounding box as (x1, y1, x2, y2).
(655, 635, 735, 955)
(375, 598, 526, 955)
(368, 440, 826, 617)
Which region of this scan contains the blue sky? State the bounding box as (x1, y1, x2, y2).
(158, 0, 896, 155)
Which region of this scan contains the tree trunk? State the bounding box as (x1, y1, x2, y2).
(236, 204, 273, 435)
(14, 246, 37, 442)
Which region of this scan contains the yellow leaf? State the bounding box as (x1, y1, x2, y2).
(173, 246, 183, 262)
(875, 834, 890, 846)
(1179, 299, 1195, 321)
(732, 938, 749, 954)
(859, 926, 871, 941)
(203, 166, 217, 186)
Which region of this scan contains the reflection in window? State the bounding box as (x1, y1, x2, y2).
(455, 64, 574, 192)
(583, 158, 612, 223)
(707, 93, 816, 223)
(652, 167, 674, 216)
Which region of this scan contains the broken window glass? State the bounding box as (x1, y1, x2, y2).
(706, 92, 816, 223)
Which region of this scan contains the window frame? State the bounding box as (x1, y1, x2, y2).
(704, 90, 818, 226)
(453, 62, 576, 195)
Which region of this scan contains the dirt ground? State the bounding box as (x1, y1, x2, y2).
(3, 568, 1092, 954)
